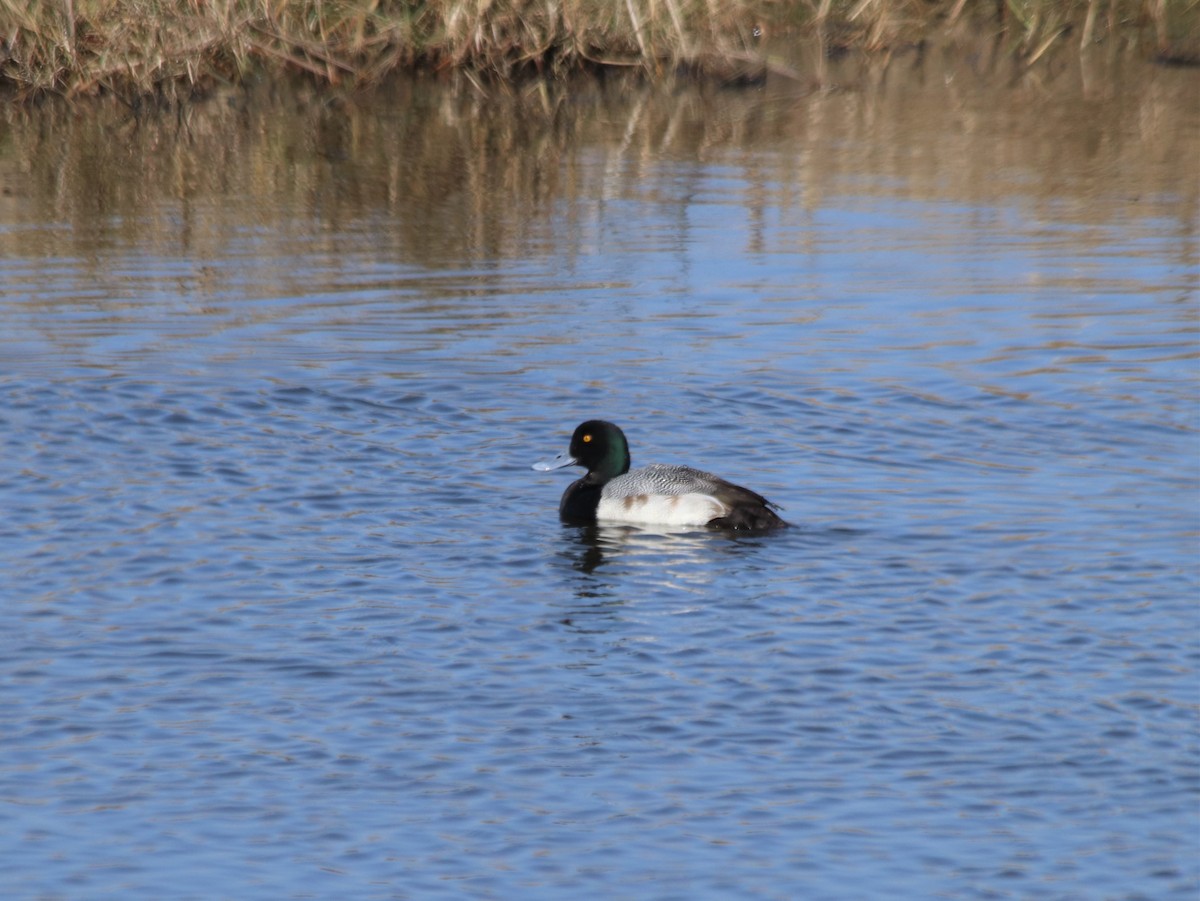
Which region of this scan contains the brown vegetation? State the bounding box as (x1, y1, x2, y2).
(0, 0, 1193, 100)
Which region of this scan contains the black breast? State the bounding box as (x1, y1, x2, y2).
(559, 478, 603, 525)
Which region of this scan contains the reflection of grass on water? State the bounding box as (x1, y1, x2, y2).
(0, 0, 1194, 99)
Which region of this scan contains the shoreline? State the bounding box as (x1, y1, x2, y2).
(0, 1, 1195, 102)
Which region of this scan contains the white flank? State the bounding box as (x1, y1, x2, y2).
(596, 492, 727, 527)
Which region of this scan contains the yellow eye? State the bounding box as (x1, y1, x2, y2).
(582, 434, 592, 443)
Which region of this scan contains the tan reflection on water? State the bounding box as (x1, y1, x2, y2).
(0, 41, 1195, 291)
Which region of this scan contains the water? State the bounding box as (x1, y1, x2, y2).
(1, 49, 1198, 899)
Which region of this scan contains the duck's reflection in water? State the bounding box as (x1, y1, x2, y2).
(553, 520, 777, 617)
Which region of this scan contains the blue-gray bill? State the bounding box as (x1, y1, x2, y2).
(532, 453, 577, 472)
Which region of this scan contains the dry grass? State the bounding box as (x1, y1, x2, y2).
(0, 0, 1193, 100)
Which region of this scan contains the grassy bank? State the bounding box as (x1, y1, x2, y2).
(0, 0, 1193, 99)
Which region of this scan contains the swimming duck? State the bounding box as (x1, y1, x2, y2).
(533, 420, 788, 530)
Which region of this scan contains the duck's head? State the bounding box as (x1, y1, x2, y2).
(532, 420, 632, 481)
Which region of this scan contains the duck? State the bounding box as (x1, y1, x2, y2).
(533, 420, 788, 530)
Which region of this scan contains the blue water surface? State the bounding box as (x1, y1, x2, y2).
(0, 70, 1197, 900)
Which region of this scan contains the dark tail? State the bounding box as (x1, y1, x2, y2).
(709, 503, 788, 531)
